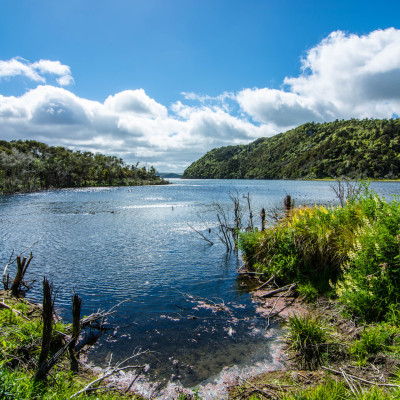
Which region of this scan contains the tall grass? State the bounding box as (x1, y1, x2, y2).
(239, 186, 400, 323)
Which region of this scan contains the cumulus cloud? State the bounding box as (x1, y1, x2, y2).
(0, 84, 264, 172)
(0, 57, 74, 86)
(1, 28, 400, 172)
(104, 89, 167, 118)
(237, 28, 400, 129)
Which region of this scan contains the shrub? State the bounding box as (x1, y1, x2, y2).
(286, 314, 329, 369)
(351, 323, 400, 363)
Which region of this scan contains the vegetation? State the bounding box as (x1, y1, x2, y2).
(0, 140, 166, 194)
(0, 291, 145, 399)
(182, 118, 400, 179)
(234, 185, 400, 399)
(239, 184, 400, 321)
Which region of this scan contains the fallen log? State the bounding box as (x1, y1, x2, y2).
(261, 282, 298, 298)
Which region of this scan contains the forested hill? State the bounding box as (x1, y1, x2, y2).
(0, 140, 167, 193)
(182, 119, 400, 180)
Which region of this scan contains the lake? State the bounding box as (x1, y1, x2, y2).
(1, 179, 399, 396)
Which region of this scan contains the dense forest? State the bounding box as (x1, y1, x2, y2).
(182, 118, 400, 179)
(0, 140, 166, 193)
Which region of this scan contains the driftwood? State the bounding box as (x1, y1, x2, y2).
(69, 349, 148, 399)
(261, 283, 298, 298)
(265, 283, 297, 329)
(0, 300, 30, 320)
(322, 366, 400, 388)
(254, 275, 276, 291)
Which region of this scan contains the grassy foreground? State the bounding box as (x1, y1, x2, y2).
(0, 292, 144, 399)
(235, 185, 400, 399)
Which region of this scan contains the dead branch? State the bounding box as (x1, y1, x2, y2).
(239, 376, 279, 399)
(69, 349, 148, 399)
(266, 283, 297, 329)
(261, 283, 298, 298)
(187, 223, 214, 245)
(254, 275, 276, 291)
(11, 253, 33, 296)
(0, 300, 30, 320)
(3, 240, 40, 290)
(69, 293, 82, 373)
(322, 366, 400, 388)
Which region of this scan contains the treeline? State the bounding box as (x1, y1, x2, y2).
(182, 118, 400, 179)
(0, 140, 166, 193)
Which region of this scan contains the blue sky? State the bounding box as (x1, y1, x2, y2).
(0, 0, 400, 172)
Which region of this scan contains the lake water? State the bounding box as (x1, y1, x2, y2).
(1, 179, 399, 396)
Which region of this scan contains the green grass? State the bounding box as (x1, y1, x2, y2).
(0, 296, 143, 399)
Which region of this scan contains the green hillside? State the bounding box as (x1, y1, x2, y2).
(182, 118, 400, 179)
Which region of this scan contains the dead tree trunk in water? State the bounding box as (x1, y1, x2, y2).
(243, 193, 254, 230)
(283, 194, 293, 215)
(69, 293, 82, 373)
(261, 208, 266, 231)
(10, 253, 33, 296)
(34, 278, 54, 382)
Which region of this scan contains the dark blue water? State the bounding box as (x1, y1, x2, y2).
(1, 179, 399, 388)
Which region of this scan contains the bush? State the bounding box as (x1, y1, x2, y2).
(351, 323, 400, 363)
(287, 314, 330, 369)
(240, 185, 400, 322)
(336, 195, 400, 322)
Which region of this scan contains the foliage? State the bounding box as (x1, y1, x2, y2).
(182, 118, 400, 180)
(286, 314, 331, 369)
(239, 187, 400, 323)
(0, 139, 166, 193)
(0, 296, 143, 399)
(351, 323, 400, 363)
(279, 379, 396, 400)
(336, 194, 400, 322)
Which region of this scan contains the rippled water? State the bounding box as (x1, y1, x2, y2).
(1, 179, 399, 393)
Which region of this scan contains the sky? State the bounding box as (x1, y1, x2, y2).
(0, 0, 400, 172)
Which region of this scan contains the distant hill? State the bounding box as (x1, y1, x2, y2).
(182, 119, 400, 180)
(158, 172, 182, 178)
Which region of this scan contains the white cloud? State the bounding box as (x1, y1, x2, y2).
(238, 28, 400, 129)
(104, 89, 167, 118)
(0, 57, 74, 86)
(0, 84, 263, 172)
(1, 29, 400, 172)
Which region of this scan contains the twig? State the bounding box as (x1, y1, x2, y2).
(69, 350, 148, 398)
(261, 283, 298, 298)
(340, 368, 359, 396)
(322, 366, 400, 388)
(254, 275, 276, 291)
(239, 377, 275, 398)
(0, 300, 30, 320)
(266, 284, 296, 329)
(187, 223, 214, 245)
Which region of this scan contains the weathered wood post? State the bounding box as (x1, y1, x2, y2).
(261, 208, 266, 231)
(34, 278, 54, 382)
(69, 293, 82, 372)
(284, 194, 293, 215)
